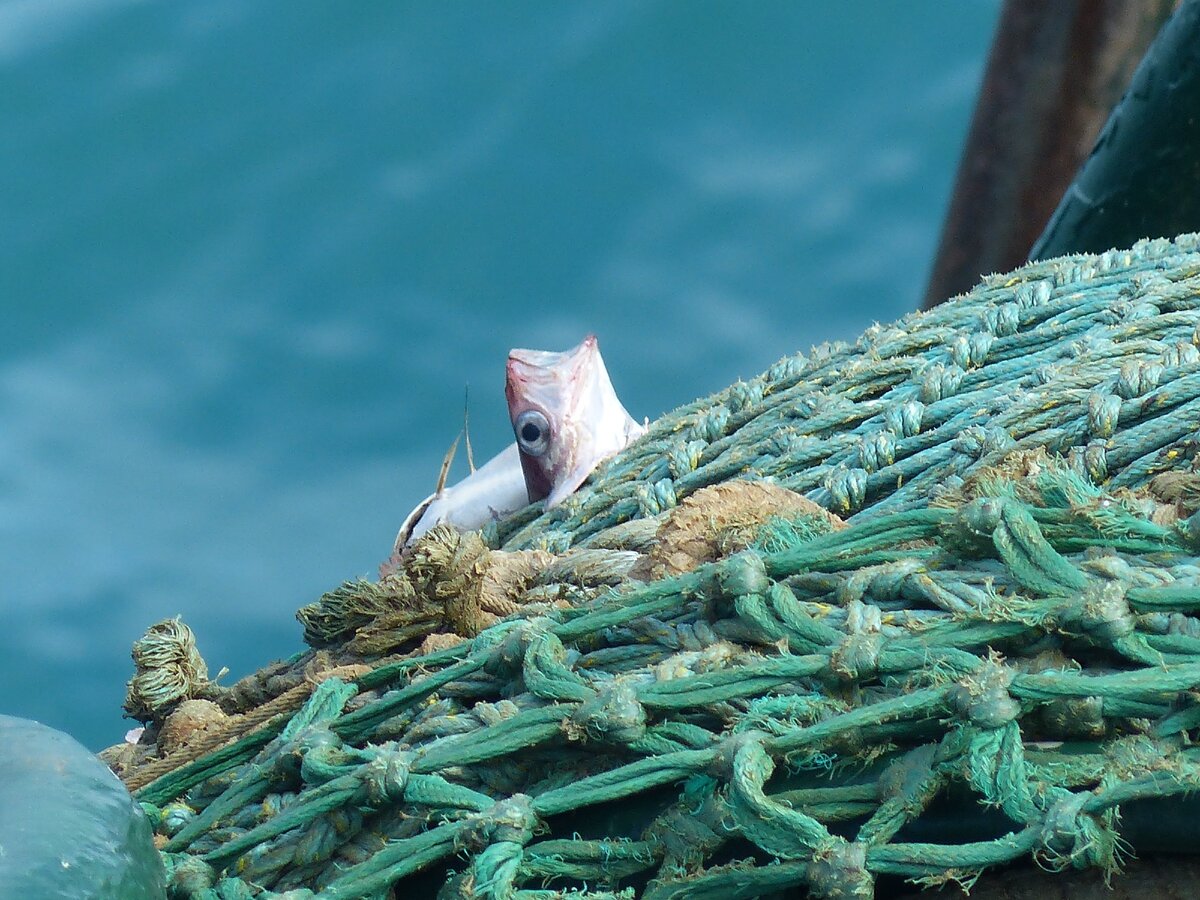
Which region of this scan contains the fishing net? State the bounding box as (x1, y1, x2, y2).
(107, 234, 1200, 899)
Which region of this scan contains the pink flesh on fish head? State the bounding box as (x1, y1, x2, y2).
(505, 334, 644, 508)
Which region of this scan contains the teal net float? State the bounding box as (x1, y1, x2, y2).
(109, 234, 1200, 899)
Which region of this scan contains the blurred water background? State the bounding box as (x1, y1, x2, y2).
(0, 1, 999, 750)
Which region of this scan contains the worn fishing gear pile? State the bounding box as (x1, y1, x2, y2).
(110, 234, 1200, 899)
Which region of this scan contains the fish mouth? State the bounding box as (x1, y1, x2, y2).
(505, 334, 598, 398)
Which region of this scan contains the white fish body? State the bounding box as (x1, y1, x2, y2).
(392, 335, 643, 553)
(396, 443, 527, 546)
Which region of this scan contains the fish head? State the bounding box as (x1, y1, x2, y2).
(505, 334, 644, 507)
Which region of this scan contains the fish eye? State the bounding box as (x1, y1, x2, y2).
(514, 409, 551, 457)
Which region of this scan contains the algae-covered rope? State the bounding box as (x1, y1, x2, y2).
(496, 236, 1200, 551)
(124, 236, 1200, 899)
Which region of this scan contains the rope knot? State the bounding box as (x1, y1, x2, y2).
(829, 600, 882, 681)
(1161, 340, 1200, 368)
(715, 551, 769, 600)
(837, 559, 925, 605)
(667, 440, 706, 478)
(164, 853, 216, 895)
(825, 466, 867, 514)
(459, 795, 539, 851)
(1126, 271, 1171, 300)
(919, 362, 964, 403)
(1067, 440, 1108, 483)
(636, 478, 678, 516)
(1087, 390, 1121, 438)
(1070, 334, 1115, 358)
(1012, 279, 1052, 307)
(646, 791, 733, 870)
(298, 737, 358, 786)
(484, 619, 553, 678)
(1116, 358, 1164, 399)
(1078, 580, 1135, 644)
(709, 730, 767, 780)
(521, 631, 590, 703)
(690, 404, 730, 443)
(124, 618, 211, 723)
(807, 839, 873, 900)
(949, 331, 993, 369)
(564, 679, 647, 746)
(883, 399, 924, 437)
(949, 497, 1005, 553)
(407, 525, 494, 637)
(766, 352, 807, 384)
(983, 301, 1019, 337)
(1112, 299, 1159, 321)
(1037, 791, 1116, 873)
(857, 431, 895, 473)
(159, 802, 196, 837)
(273, 723, 342, 782)
(950, 657, 1018, 729)
(727, 378, 766, 414)
(1041, 696, 1106, 740)
(1096, 248, 1132, 271)
(294, 809, 363, 868)
(360, 747, 412, 806)
(951, 425, 1012, 459)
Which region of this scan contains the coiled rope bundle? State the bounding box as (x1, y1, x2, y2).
(112, 234, 1200, 899)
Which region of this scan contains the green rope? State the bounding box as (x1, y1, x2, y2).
(126, 235, 1200, 899)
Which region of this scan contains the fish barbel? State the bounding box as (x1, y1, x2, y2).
(392, 335, 643, 550)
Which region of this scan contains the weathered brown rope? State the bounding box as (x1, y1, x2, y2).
(299, 526, 587, 654)
(122, 661, 375, 792)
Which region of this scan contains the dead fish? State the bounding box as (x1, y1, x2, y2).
(392, 335, 644, 550)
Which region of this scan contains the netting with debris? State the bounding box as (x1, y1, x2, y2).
(109, 234, 1200, 899)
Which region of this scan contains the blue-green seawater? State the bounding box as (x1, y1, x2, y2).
(0, 2, 999, 750)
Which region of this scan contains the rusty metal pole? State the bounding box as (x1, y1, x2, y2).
(922, 0, 1173, 309)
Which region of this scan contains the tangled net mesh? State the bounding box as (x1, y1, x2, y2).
(108, 234, 1200, 900)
